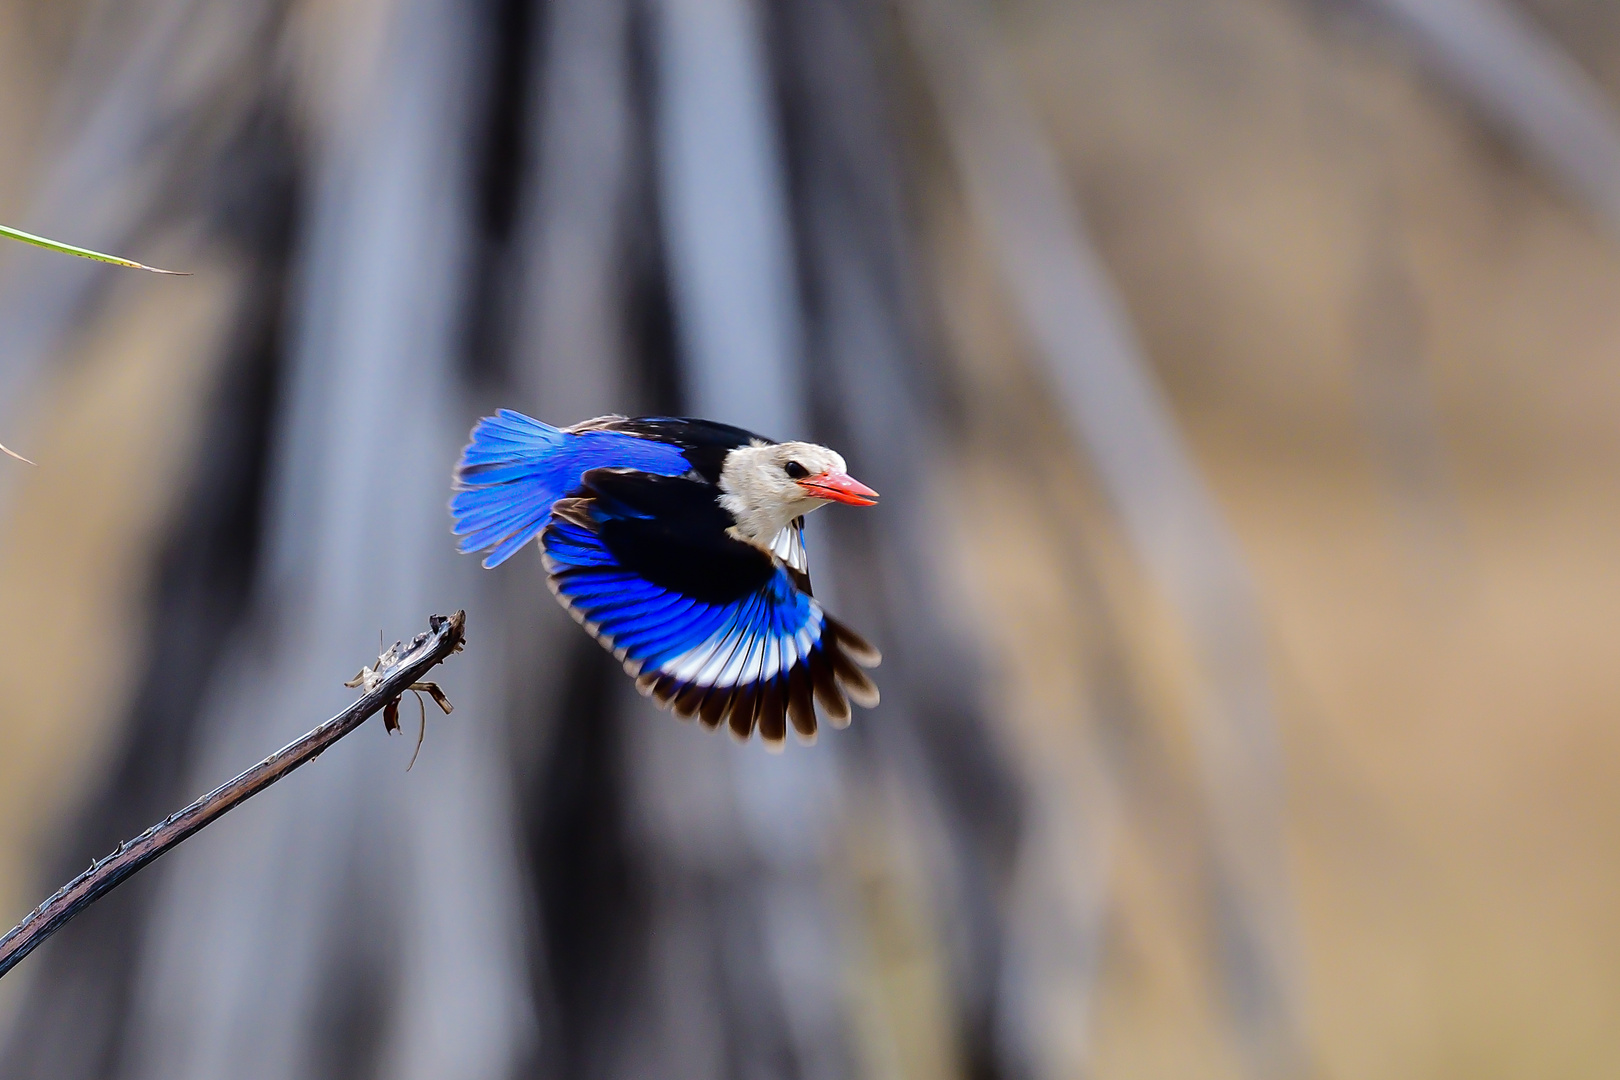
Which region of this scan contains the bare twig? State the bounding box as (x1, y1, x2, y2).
(0, 610, 467, 980)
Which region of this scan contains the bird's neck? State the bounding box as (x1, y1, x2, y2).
(718, 493, 808, 544)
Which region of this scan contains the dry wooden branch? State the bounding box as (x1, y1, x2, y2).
(0, 610, 467, 980)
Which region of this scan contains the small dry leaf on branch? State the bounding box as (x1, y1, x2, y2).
(346, 635, 456, 769)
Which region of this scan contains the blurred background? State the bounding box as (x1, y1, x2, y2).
(0, 0, 1618, 1077)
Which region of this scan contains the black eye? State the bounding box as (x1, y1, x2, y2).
(783, 461, 809, 479)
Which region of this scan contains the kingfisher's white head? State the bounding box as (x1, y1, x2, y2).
(717, 440, 879, 542)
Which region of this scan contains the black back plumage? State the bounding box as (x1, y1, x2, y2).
(571, 415, 767, 483)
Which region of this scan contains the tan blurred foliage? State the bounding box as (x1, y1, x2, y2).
(924, 0, 1620, 1077)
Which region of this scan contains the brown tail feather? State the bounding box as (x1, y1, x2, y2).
(828, 647, 880, 708)
(758, 679, 787, 748)
(650, 675, 681, 707)
(673, 682, 706, 721)
(726, 686, 758, 741)
(809, 651, 852, 726)
(698, 686, 731, 730)
(828, 617, 882, 667)
(787, 665, 818, 742)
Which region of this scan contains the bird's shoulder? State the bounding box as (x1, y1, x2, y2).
(569, 415, 769, 483)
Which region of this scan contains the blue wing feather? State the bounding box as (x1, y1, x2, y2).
(451, 410, 691, 568)
(542, 517, 821, 678)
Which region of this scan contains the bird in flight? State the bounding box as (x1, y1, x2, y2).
(450, 410, 882, 748)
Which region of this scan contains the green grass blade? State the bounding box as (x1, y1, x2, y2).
(0, 223, 187, 274)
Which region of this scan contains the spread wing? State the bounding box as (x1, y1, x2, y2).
(541, 469, 878, 747)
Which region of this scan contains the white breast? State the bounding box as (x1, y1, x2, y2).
(768, 520, 808, 572)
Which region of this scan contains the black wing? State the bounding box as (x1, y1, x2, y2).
(574, 468, 776, 604)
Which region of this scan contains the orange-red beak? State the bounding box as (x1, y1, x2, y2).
(798, 471, 879, 506)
